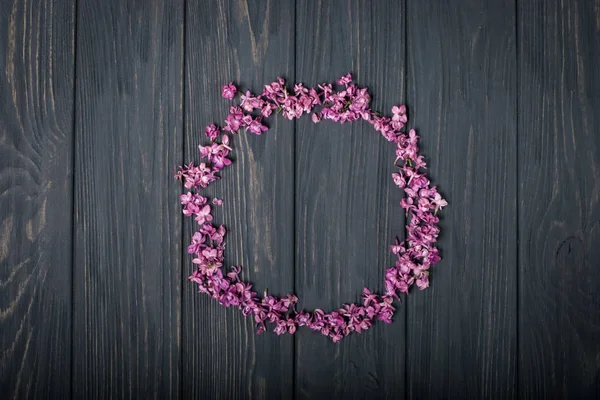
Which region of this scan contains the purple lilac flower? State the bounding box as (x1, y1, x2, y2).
(222, 83, 237, 100)
(205, 124, 220, 141)
(246, 118, 269, 135)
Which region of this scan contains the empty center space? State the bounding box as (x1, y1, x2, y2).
(295, 117, 403, 310)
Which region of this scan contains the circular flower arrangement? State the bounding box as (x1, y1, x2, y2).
(175, 74, 447, 343)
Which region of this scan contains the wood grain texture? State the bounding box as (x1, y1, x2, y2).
(0, 0, 75, 398)
(4, 0, 600, 397)
(72, 1, 183, 398)
(518, 0, 600, 397)
(294, 1, 406, 399)
(183, 1, 295, 398)
(406, 0, 518, 398)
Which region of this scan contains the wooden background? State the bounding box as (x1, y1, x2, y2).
(1, 0, 599, 398)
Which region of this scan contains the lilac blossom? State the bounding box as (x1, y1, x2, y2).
(205, 124, 220, 141)
(222, 83, 237, 100)
(246, 118, 269, 135)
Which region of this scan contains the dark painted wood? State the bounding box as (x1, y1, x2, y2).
(183, 1, 295, 399)
(406, 0, 518, 398)
(4, 0, 600, 398)
(294, 1, 406, 399)
(518, 0, 600, 397)
(0, 0, 75, 398)
(72, 1, 183, 398)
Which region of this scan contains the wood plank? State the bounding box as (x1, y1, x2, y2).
(182, 1, 295, 398)
(72, 1, 183, 397)
(518, 0, 600, 397)
(0, 0, 75, 398)
(406, 0, 518, 398)
(294, 1, 406, 398)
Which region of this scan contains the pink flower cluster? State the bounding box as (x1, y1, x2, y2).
(175, 74, 447, 342)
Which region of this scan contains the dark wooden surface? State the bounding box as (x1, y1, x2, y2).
(518, 1, 600, 398)
(406, 0, 518, 398)
(72, 1, 183, 398)
(184, 1, 294, 398)
(1, 0, 599, 399)
(0, 0, 75, 398)
(294, 2, 406, 399)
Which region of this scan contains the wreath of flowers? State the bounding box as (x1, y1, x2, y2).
(175, 74, 447, 342)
